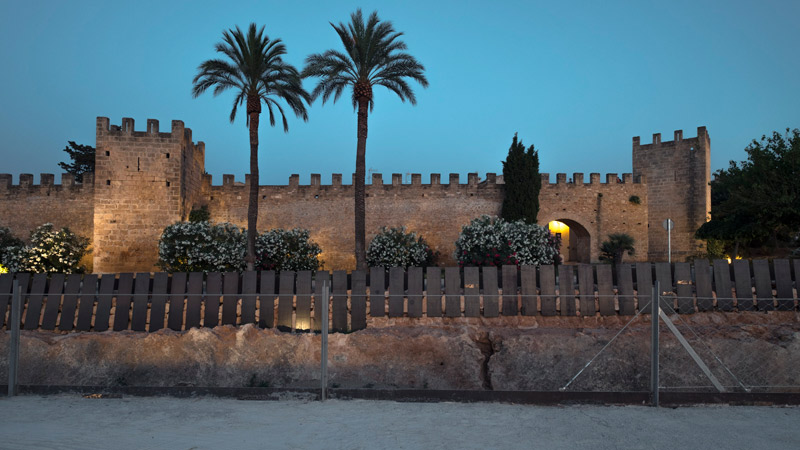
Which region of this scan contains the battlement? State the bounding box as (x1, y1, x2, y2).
(0, 173, 95, 191)
(96, 117, 203, 152)
(541, 172, 645, 185)
(203, 172, 509, 188)
(632, 127, 708, 148)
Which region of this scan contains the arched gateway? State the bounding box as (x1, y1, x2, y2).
(547, 219, 591, 264)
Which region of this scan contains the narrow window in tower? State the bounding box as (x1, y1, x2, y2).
(674, 171, 677, 181)
(137, 157, 140, 172)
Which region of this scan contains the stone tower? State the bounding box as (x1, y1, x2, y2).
(92, 117, 205, 273)
(632, 127, 711, 261)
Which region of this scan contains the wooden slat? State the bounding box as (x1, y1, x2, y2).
(113, 273, 134, 331)
(407, 267, 424, 318)
(654, 262, 674, 312)
(204, 272, 222, 328)
(23, 273, 48, 330)
(41, 273, 65, 330)
(221, 272, 240, 326)
(184, 273, 203, 329)
(167, 272, 188, 331)
(75, 274, 98, 331)
(463, 267, 480, 317)
(425, 267, 442, 317)
(350, 270, 367, 330)
(148, 272, 169, 332)
(482, 266, 499, 317)
(295, 271, 312, 330)
(694, 260, 714, 312)
(389, 267, 406, 318)
(59, 274, 83, 331)
(674, 262, 694, 314)
(558, 265, 575, 316)
(277, 271, 295, 330)
(444, 267, 461, 318)
(596, 264, 615, 316)
(130, 273, 151, 332)
(370, 267, 386, 317)
(0, 274, 13, 329)
(712, 260, 734, 311)
(795, 260, 800, 308)
(95, 274, 116, 331)
(314, 271, 331, 332)
(502, 265, 518, 316)
(773, 259, 794, 311)
(616, 264, 635, 316)
(240, 271, 257, 325)
(635, 263, 653, 314)
(7, 274, 29, 330)
(520, 265, 538, 316)
(733, 259, 754, 311)
(258, 271, 276, 329)
(752, 260, 773, 311)
(538, 265, 555, 316)
(332, 270, 348, 332)
(578, 264, 595, 317)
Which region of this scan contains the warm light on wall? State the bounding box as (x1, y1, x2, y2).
(548, 220, 569, 234)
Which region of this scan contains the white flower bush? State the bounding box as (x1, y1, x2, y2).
(255, 228, 322, 272)
(2, 223, 90, 273)
(158, 221, 246, 273)
(366, 226, 436, 269)
(454, 215, 560, 267)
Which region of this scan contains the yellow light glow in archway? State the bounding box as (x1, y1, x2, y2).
(548, 220, 569, 234)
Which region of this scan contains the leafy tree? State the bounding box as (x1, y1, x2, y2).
(58, 141, 95, 183)
(696, 129, 800, 256)
(599, 233, 635, 265)
(501, 133, 540, 223)
(302, 9, 428, 270)
(192, 24, 310, 271)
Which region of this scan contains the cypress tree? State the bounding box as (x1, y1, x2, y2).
(501, 133, 540, 223)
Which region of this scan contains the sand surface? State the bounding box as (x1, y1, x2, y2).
(0, 395, 798, 449)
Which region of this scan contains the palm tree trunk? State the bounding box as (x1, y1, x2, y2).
(247, 111, 260, 271)
(355, 98, 369, 270)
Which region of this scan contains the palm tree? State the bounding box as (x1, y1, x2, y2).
(193, 24, 310, 271)
(302, 9, 428, 270)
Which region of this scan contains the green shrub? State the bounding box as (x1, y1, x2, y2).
(0, 227, 24, 268)
(188, 205, 211, 223)
(3, 223, 89, 273)
(454, 215, 560, 267)
(367, 226, 436, 269)
(255, 228, 322, 272)
(628, 195, 641, 205)
(599, 233, 635, 265)
(158, 221, 246, 273)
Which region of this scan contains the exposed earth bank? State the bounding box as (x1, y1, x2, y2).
(1, 312, 798, 391)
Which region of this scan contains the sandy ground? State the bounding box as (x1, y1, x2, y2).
(0, 395, 798, 450)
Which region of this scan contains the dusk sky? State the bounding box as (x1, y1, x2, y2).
(2, 0, 798, 185)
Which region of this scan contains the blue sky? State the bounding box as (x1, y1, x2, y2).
(1, 0, 798, 185)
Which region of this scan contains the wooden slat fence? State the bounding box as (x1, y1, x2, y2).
(0, 259, 798, 333)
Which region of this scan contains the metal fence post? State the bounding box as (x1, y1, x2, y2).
(320, 279, 329, 402)
(8, 280, 21, 396)
(651, 280, 660, 407)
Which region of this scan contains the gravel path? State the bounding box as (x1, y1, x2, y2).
(0, 395, 798, 449)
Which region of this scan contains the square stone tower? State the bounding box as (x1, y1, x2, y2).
(632, 127, 711, 261)
(93, 117, 205, 272)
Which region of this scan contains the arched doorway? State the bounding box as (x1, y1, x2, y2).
(547, 219, 591, 263)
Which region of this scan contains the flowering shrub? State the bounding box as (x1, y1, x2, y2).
(366, 226, 436, 268)
(0, 264, 8, 274)
(0, 227, 24, 269)
(2, 223, 90, 273)
(158, 221, 246, 273)
(255, 228, 322, 272)
(454, 215, 560, 267)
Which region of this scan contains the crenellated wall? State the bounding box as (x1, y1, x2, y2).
(0, 117, 709, 272)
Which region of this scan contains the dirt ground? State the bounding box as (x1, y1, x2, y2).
(0, 395, 798, 449)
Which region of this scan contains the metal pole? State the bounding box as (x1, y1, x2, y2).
(651, 280, 660, 407)
(320, 279, 329, 402)
(8, 280, 21, 396)
(668, 225, 671, 263)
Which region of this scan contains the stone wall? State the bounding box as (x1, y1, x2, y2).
(0, 173, 95, 269)
(633, 128, 711, 261)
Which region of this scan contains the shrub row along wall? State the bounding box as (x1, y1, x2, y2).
(1, 259, 797, 334)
